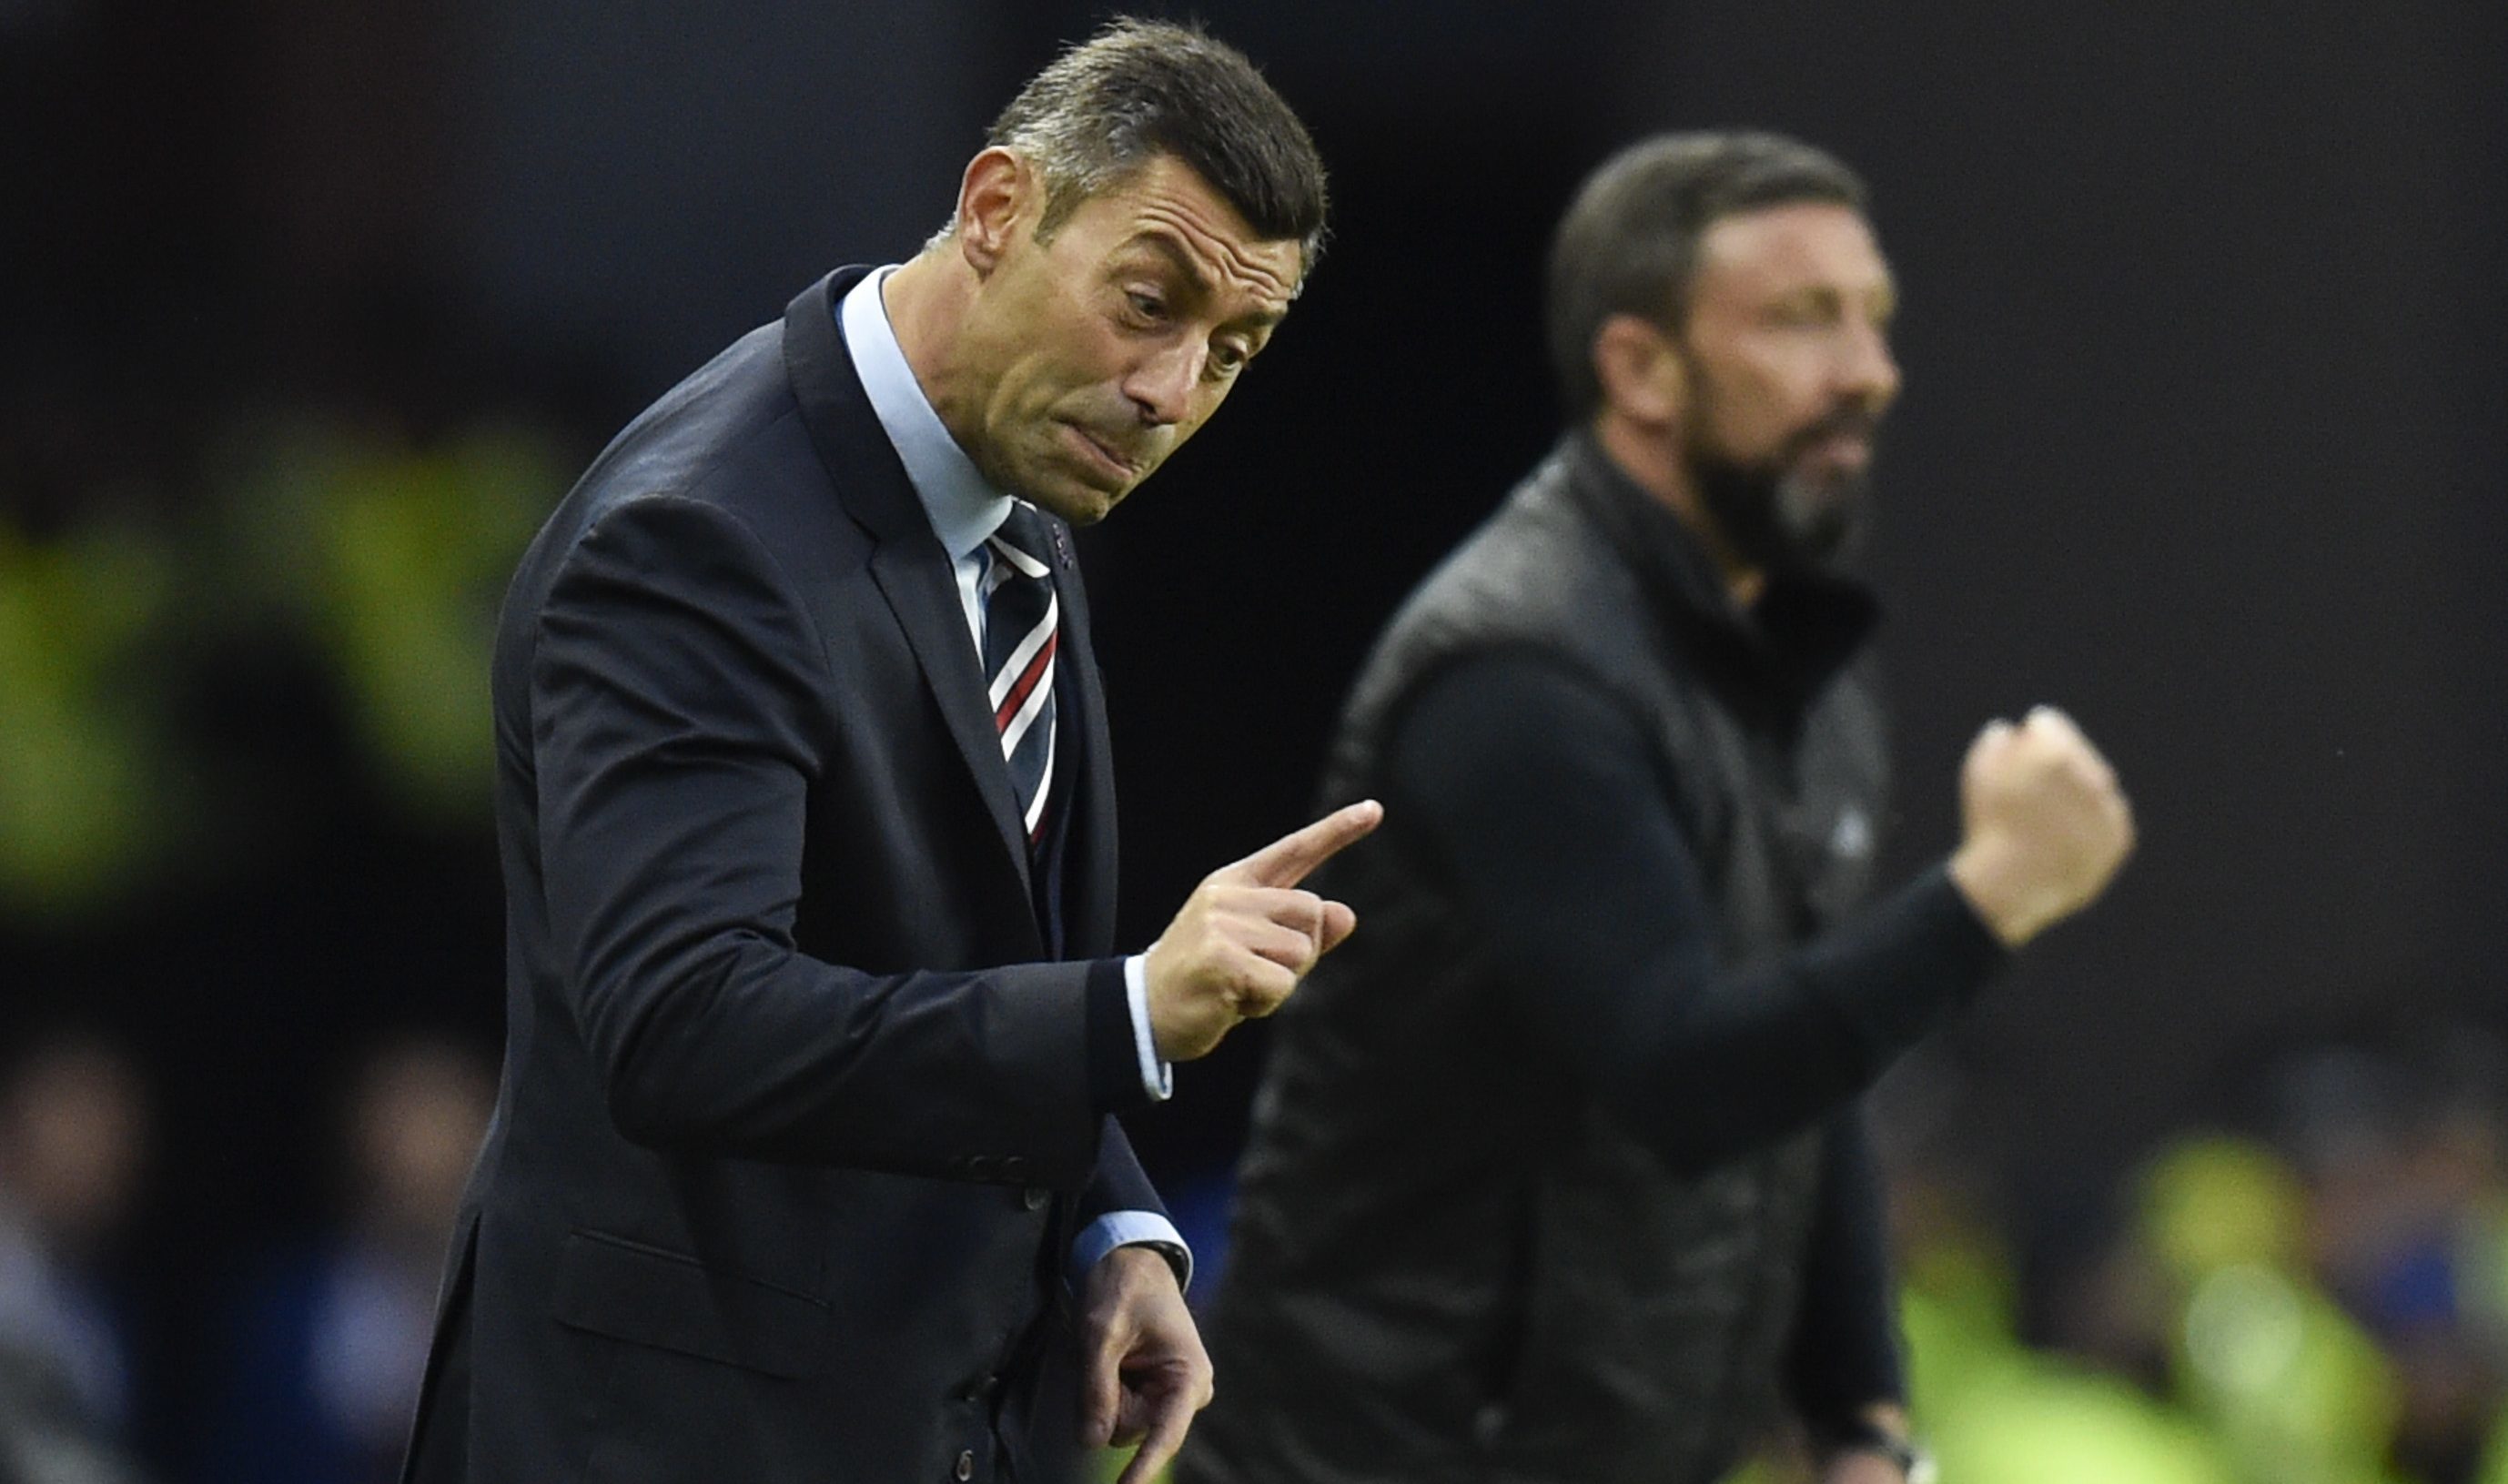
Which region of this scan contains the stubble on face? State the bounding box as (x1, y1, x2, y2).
(1682, 361, 1884, 573)
(960, 156, 1304, 527)
(1672, 202, 1900, 577)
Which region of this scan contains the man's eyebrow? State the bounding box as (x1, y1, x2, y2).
(1775, 278, 1896, 315)
(1127, 232, 1214, 298)
(1128, 230, 1288, 330)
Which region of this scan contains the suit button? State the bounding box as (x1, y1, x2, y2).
(1021, 1186, 1047, 1211)
(955, 1449, 976, 1481)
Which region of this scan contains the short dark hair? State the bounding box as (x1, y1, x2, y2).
(1546, 131, 1868, 420)
(980, 17, 1330, 276)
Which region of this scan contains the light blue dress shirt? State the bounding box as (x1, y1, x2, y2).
(839, 268, 1188, 1287)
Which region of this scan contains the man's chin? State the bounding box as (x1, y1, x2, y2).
(1025, 479, 1124, 529)
(1775, 476, 1867, 566)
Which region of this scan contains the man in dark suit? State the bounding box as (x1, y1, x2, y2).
(399, 21, 1372, 1484)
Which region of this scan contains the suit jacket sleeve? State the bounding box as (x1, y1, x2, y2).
(1074, 1117, 1166, 1229)
(531, 491, 1117, 1188)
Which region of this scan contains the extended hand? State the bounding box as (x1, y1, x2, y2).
(1143, 800, 1382, 1061)
(1080, 1247, 1212, 1484)
(1947, 705, 2135, 947)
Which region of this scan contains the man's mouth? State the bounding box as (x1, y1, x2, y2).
(1805, 430, 1873, 469)
(1790, 407, 1881, 472)
(1064, 423, 1141, 481)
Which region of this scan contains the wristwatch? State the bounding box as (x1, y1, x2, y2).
(1824, 1417, 1937, 1484)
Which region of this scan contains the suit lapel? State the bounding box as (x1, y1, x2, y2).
(782, 271, 1037, 898)
(1041, 519, 1119, 956)
(869, 546, 1037, 896)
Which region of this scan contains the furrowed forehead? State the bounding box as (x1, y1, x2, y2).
(1102, 158, 1303, 318)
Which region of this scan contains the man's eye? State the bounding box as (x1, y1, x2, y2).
(1208, 343, 1249, 378)
(1126, 290, 1167, 321)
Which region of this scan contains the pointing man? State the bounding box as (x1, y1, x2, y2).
(401, 22, 1367, 1484)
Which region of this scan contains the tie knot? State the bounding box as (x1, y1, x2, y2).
(988, 503, 1053, 579)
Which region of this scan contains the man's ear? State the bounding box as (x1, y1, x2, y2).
(955, 146, 1031, 278)
(1592, 313, 1688, 429)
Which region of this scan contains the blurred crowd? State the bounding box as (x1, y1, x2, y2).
(1838, 1028, 2508, 1484)
(15, 1013, 2508, 1484)
(0, 1026, 492, 1484)
(0, 399, 557, 1484)
(0, 402, 574, 918)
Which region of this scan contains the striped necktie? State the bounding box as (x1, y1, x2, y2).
(981, 504, 1058, 847)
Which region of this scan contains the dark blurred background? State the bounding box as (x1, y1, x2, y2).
(4, 2, 2503, 1480)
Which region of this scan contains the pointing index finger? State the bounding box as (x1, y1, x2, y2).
(1221, 800, 1383, 889)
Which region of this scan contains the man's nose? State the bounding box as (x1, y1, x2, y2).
(1122, 342, 1200, 427)
(1839, 318, 1900, 409)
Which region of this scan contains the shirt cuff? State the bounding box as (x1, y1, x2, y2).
(1122, 954, 1175, 1102)
(1070, 1210, 1194, 1292)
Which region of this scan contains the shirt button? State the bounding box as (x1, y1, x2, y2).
(1021, 1186, 1047, 1210)
(955, 1449, 976, 1481)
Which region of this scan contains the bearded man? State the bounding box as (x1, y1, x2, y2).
(1178, 132, 2136, 1484)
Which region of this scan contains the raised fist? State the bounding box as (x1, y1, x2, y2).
(1947, 706, 2134, 947)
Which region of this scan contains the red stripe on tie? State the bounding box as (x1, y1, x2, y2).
(996, 629, 1059, 732)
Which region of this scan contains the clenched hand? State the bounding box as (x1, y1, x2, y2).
(1947, 706, 2135, 947)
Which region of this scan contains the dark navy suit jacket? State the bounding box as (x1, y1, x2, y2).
(400, 268, 1162, 1484)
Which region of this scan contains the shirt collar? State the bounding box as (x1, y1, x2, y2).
(839, 266, 1014, 562)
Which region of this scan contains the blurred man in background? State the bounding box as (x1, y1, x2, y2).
(400, 19, 1370, 1484)
(0, 1031, 149, 1484)
(1181, 132, 2135, 1484)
